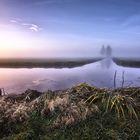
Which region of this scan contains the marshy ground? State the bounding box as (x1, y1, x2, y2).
(0, 83, 140, 140)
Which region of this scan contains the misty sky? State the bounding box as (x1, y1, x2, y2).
(0, 0, 140, 58)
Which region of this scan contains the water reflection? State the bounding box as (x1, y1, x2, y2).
(0, 59, 139, 94)
(100, 57, 112, 69)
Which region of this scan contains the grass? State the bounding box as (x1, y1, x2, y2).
(0, 58, 101, 68)
(113, 57, 140, 68)
(85, 91, 139, 119)
(0, 83, 140, 140)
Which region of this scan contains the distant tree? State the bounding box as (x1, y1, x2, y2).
(106, 45, 112, 57)
(100, 45, 105, 56)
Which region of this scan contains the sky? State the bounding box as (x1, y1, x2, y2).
(0, 0, 140, 58)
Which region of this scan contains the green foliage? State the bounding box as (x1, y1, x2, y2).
(1, 110, 139, 140)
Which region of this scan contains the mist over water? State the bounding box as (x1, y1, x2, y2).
(0, 58, 139, 94)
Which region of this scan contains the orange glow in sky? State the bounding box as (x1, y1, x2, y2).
(0, 26, 47, 58)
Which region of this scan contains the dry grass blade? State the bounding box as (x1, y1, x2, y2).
(85, 91, 139, 120)
(105, 95, 111, 113)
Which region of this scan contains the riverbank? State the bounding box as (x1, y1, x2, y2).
(0, 58, 101, 68)
(113, 57, 140, 68)
(0, 83, 140, 140)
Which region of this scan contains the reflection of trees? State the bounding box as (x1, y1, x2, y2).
(100, 58, 112, 69)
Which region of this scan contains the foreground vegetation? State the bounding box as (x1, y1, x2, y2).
(0, 83, 140, 140)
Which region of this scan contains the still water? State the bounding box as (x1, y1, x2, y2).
(0, 58, 140, 94)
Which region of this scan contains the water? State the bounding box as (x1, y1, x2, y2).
(0, 58, 140, 94)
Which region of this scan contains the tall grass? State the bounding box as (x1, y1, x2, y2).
(85, 91, 139, 119)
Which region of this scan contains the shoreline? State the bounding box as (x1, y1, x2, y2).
(0, 57, 139, 68)
(0, 58, 101, 68)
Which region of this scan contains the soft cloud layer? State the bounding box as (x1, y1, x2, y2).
(22, 23, 42, 32)
(10, 18, 42, 32)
